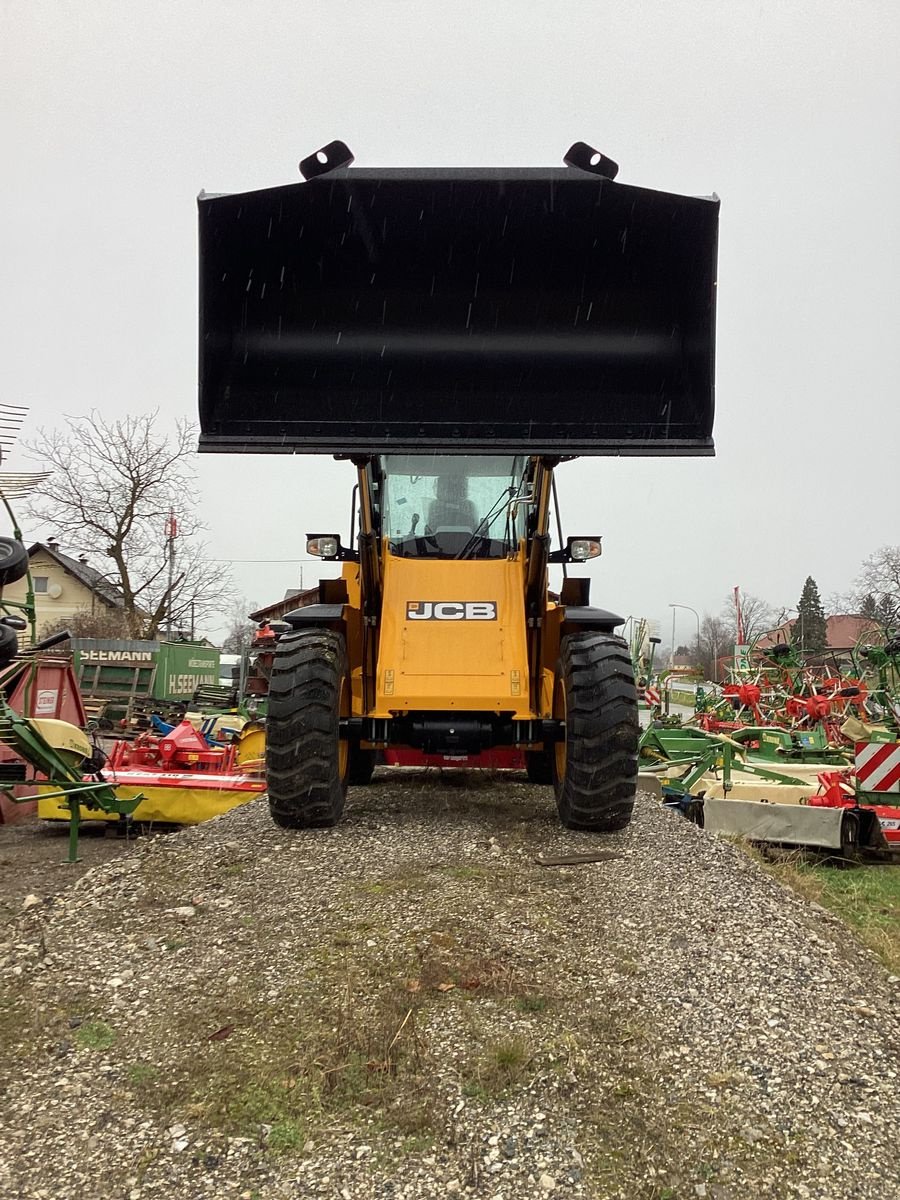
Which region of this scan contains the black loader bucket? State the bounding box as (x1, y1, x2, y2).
(199, 155, 719, 456)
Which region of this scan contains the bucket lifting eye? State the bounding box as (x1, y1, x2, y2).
(563, 141, 619, 180)
(299, 140, 355, 180)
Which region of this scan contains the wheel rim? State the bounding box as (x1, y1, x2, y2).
(554, 676, 567, 780)
(338, 675, 349, 779)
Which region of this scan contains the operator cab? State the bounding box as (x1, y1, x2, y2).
(381, 454, 533, 559)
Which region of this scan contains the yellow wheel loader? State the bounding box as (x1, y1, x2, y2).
(197, 140, 719, 832)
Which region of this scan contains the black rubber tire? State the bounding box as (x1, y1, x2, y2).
(525, 750, 554, 785)
(0, 624, 18, 668)
(0, 538, 29, 587)
(266, 628, 349, 829)
(347, 747, 377, 786)
(552, 632, 639, 832)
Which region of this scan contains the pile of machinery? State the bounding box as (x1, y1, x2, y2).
(641, 636, 900, 857)
(15, 139, 895, 861)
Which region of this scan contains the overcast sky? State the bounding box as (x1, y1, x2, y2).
(2, 1, 898, 644)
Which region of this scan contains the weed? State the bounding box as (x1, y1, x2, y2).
(127, 1063, 160, 1089)
(465, 1036, 532, 1095)
(76, 1020, 116, 1051)
(446, 865, 489, 882)
(357, 865, 436, 897)
(399, 1132, 434, 1155)
(515, 994, 550, 1014)
(267, 1120, 305, 1155)
(163, 938, 186, 951)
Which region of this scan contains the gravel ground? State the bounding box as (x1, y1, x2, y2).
(1, 771, 899, 1200)
(0, 818, 137, 924)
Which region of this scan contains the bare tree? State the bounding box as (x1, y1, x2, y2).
(220, 596, 260, 654)
(25, 411, 232, 639)
(697, 614, 730, 681)
(40, 609, 130, 640)
(850, 546, 900, 632)
(719, 591, 776, 646)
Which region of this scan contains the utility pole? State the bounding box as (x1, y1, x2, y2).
(734, 585, 744, 647)
(165, 510, 178, 640)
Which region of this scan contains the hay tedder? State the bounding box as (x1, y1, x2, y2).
(198, 140, 719, 831)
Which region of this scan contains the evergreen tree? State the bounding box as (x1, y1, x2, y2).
(795, 576, 827, 652)
(860, 593, 878, 619)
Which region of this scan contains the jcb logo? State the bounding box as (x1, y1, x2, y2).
(406, 601, 497, 621)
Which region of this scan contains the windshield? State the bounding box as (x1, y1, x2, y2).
(382, 455, 531, 559)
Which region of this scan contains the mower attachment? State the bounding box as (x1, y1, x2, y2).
(199, 146, 719, 457)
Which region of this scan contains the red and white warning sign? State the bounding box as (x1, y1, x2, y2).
(644, 686, 661, 707)
(36, 689, 59, 716)
(854, 742, 900, 793)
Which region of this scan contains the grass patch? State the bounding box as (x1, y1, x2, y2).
(515, 994, 551, 1014)
(357, 865, 438, 898)
(267, 1120, 305, 1155)
(145, 964, 447, 1146)
(761, 855, 900, 974)
(108, 928, 548, 1152)
(127, 1062, 160, 1090)
(76, 1020, 116, 1051)
(465, 1035, 532, 1096)
(445, 865, 490, 882)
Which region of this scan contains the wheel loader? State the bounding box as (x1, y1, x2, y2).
(197, 140, 719, 831)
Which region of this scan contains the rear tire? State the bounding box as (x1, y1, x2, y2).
(525, 750, 554, 785)
(266, 629, 349, 829)
(552, 632, 639, 831)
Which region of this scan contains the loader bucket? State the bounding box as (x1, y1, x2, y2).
(199, 164, 719, 456)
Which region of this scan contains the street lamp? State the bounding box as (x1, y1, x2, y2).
(669, 603, 701, 666)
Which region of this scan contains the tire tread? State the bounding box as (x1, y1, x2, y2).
(553, 632, 639, 832)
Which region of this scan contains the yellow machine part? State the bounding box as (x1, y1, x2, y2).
(234, 722, 266, 774)
(373, 554, 533, 717)
(30, 719, 91, 765)
(183, 711, 247, 738)
(37, 782, 263, 825)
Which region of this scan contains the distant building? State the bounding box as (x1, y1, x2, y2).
(4, 540, 127, 638)
(249, 587, 318, 626)
(756, 614, 880, 652)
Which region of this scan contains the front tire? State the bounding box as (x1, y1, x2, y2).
(552, 632, 639, 832)
(266, 629, 350, 829)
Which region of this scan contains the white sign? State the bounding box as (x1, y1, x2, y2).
(36, 689, 58, 715)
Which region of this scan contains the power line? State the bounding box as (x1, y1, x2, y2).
(209, 558, 321, 563)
